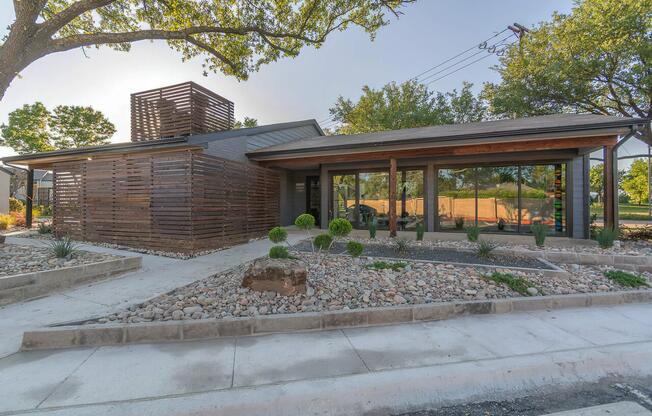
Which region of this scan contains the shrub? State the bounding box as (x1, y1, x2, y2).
(475, 240, 496, 258)
(347, 241, 364, 257)
(367, 260, 407, 271)
(454, 217, 465, 230)
(37, 222, 52, 234)
(466, 225, 480, 242)
(314, 233, 333, 250)
(596, 228, 618, 249)
(9, 197, 24, 213)
(416, 222, 425, 241)
(294, 213, 315, 230)
(485, 272, 534, 296)
(268, 226, 288, 244)
(368, 216, 377, 239)
(38, 205, 53, 217)
(604, 270, 648, 287)
(0, 214, 13, 230)
(9, 211, 25, 227)
(49, 236, 78, 259)
(269, 245, 289, 259)
(394, 237, 410, 255)
(329, 218, 353, 238)
(531, 223, 548, 247)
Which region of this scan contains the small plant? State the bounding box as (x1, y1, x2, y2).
(596, 227, 618, 249)
(475, 240, 496, 258)
(294, 213, 315, 230)
(530, 223, 548, 247)
(314, 233, 333, 250)
(368, 216, 377, 239)
(268, 245, 289, 259)
(347, 241, 364, 257)
(9, 197, 24, 213)
(268, 226, 288, 244)
(37, 222, 52, 234)
(415, 222, 425, 241)
(367, 260, 407, 271)
(604, 270, 648, 287)
(466, 225, 480, 242)
(485, 272, 534, 296)
(394, 237, 410, 255)
(0, 214, 13, 230)
(9, 211, 25, 227)
(454, 217, 465, 230)
(329, 218, 353, 238)
(48, 236, 78, 259)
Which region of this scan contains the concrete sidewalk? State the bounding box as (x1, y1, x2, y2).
(0, 232, 310, 358)
(1, 303, 652, 415)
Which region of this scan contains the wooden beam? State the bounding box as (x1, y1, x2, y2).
(25, 169, 34, 229)
(389, 158, 397, 237)
(603, 145, 616, 230)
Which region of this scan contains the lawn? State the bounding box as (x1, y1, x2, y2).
(591, 203, 651, 220)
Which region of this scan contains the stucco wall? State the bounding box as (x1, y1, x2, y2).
(0, 171, 9, 214)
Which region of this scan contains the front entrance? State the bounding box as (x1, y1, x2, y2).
(306, 176, 321, 226)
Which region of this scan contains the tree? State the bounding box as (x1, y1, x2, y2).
(589, 164, 604, 201)
(484, 0, 652, 140)
(622, 159, 649, 205)
(329, 80, 486, 134)
(0, 1, 414, 102)
(1, 102, 115, 154)
(233, 117, 258, 129)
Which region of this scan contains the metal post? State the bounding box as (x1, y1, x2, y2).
(389, 158, 397, 237)
(26, 169, 34, 229)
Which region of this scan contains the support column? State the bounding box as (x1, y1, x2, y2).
(425, 163, 436, 232)
(26, 168, 34, 229)
(389, 158, 397, 237)
(603, 145, 616, 230)
(319, 164, 329, 229)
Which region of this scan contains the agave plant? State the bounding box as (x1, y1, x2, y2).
(48, 236, 78, 259)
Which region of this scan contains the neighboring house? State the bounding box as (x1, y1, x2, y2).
(0, 166, 11, 213)
(2, 81, 648, 253)
(8, 169, 52, 206)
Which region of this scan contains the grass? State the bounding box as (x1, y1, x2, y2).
(485, 272, 535, 296)
(591, 203, 652, 220)
(367, 260, 407, 271)
(475, 240, 496, 258)
(604, 270, 648, 288)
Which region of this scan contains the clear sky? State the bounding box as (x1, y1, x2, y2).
(0, 0, 647, 165)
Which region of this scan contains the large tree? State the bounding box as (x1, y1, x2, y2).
(622, 158, 650, 205)
(1, 102, 116, 154)
(484, 0, 652, 140)
(0, 1, 413, 102)
(329, 81, 487, 134)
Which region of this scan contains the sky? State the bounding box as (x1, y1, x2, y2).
(0, 0, 647, 166)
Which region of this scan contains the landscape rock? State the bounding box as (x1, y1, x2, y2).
(242, 257, 307, 296)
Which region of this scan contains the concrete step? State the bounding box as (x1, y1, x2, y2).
(544, 401, 651, 415)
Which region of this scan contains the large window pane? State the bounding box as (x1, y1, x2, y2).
(520, 164, 565, 234)
(477, 166, 519, 232)
(438, 168, 476, 230)
(399, 170, 424, 230)
(358, 171, 390, 229)
(332, 174, 355, 223)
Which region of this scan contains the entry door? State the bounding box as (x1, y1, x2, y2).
(305, 176, 321, 225)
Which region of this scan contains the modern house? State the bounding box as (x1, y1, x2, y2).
(2, 82, 648, 253)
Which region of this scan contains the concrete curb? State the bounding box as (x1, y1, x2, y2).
(0, 257, 142, 307)
(21, 289, 652, 351)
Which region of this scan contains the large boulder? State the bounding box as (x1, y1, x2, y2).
(242, 258, 307, 296)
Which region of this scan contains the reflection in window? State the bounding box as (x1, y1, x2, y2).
(399, 170, 424, 231)
(332, 174, 355, 223)
(477, 166, 518, 232)
(438, 168, 476, 230)
(521, 164, 565, 234)
(358, 172, 390, 229)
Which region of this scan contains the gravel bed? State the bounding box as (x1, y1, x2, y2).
(95, 251, 651, 324)
(0, 243, 121, 277)
(294, 241, 554, 269)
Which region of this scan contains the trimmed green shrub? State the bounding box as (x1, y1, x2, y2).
(604, 270, 648, 287)
(329, 218, 353, 238)
(347, 241, 364, 257)
(476, 240, 496, 258)
(294, 213, 316, 230)
(368, 216, 377, 239)
(314, 233, 333, 250)
(9, 197, 24, 213)
(596, 228, 618, 249)
(416, 222, 425, 241)
(268, 227, 288, 244)
(49, 236, 78, 259)
(466, 225, 480, 242)
(37, 222, 52, 234)
(454, 217, 465, 230)
(531, 223, 548, 247)
(395, 237, 410, 255)
(485, 272, 535, 296)
(269, 245, 289, 259)
(367, 260, 407, 271)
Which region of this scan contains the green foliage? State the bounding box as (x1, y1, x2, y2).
(454, 217, 465, 230)
(294, 213, 316, 230)
(484, 0, 651, 141)
(485, 272, 535, 296)
(589, 164, 604, 201)
(531, 223, 548, 247)
(269, 245, 289, 259)
(37, 222, 52, 234)
(0, 103, 115, 154)
(330, 80, 486, 134)
(367, 260, 407, 271)
(0, 214, 13, 230)
(268, 226, 288, 244)
(415, 222, 424, 241)
(9, 197, 24, 213)
(346, 241, 364, 257)
(328, 218, 353, 238)
(35, 205, 52, 217)
(233, 117, 258, 129)
(394, 237, 410, 255)
(604, 270, 648, 287)
(48, 236, 78, 259)
(314, 233, 333, 250)
(622, 159, 649, 205)
(368, 216, 377, 239)
(596, 227, 618, 248)
(475, 240, 496, 258)
(466, 225, 480, 242)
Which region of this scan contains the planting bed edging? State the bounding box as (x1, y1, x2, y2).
(496, 248, 652, 273)
(21, 289, 652, 351)
(0, 257, 142, 307)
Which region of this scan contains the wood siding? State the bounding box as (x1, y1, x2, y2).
(52, 151, 279, 254)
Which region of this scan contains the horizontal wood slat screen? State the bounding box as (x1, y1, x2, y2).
(131, 82, 234, 142)
(52, 151, 279, 254)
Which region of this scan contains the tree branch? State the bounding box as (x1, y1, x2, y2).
(183, 35, 239, 74)
(38, 0, 117, 37)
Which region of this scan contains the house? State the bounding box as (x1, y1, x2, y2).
(2, 81, 648, 253)
(6, 168, 53, 206)
(0, 166, 11, 213)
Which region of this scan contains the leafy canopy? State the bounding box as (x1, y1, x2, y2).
(484, 0, 652, 138)
(622, 159, 650, 205)
(0, 103, 115, 154)
(329, 80, 487, 134)
(233, 117, 258, 129)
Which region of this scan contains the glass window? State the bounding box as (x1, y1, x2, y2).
(477, 166, 519, 232)
(520, 164, 566, 234)
(399, 170, 424, 231)
(332, 174, 355, 223)
(358, 171, 390, 229)
(438, 168, 476, 230)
